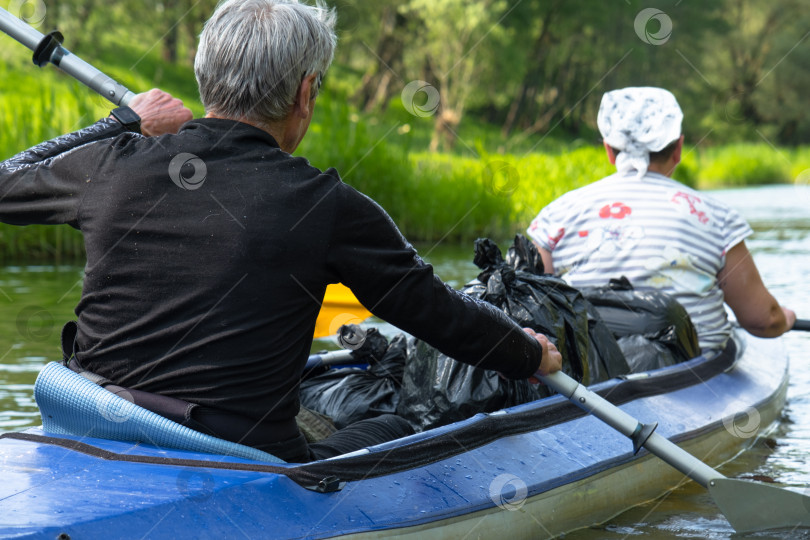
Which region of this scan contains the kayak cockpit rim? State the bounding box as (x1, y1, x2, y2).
(0, 340, 740, 492)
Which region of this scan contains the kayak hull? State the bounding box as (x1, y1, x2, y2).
(0, 331, 789, 539)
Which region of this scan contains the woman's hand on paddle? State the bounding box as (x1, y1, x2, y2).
(127, 89, 193, 136)
(524, 327, 562, 381)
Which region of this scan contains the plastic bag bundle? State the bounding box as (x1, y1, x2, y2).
(300, 238, 697, 434)
(580, 277, 700, 372)
(467, 236, 629, 383)
(397, 236, 630, 431)
(300, 332, 408, 429)
(396, 338, 544, 432)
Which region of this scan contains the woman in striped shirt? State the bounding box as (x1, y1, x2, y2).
(527, 87, 795, 354)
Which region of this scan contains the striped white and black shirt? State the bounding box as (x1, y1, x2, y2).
(527, 171, 751, 352)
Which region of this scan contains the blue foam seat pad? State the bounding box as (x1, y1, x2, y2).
(34, 361, 284, 463)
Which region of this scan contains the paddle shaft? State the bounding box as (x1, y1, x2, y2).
(540, 370, 724, 487)
(793, 318, 810, 331)
(304, 350, 354, 371)
(0, 7, 135, 106)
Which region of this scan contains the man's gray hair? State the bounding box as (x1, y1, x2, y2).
(195, 0, 337, 124)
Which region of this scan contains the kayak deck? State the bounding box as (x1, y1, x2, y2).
(0, 331, 789, 539)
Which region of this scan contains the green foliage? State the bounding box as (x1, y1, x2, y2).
(0, 37, 202, 262)
(0, 69, 89, 262)
(0, 60, 99, 158)
(301, 99, 614, 242)
(5, 0, 810, 148)
(2, 11, 809, 262)
(300, 93, 415, 226)
(2, 69, 807, 261)
(298, 70, 614, 240)
(0, 34, 202, 162)
(698, 144, 791, 188)
(675, 149, 699, 188)
(400, 0, 509, 115)
(0, 224, 85, 264)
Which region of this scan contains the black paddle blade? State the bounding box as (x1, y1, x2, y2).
(709, 477, 810, 533)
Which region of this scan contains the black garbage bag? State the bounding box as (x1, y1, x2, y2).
(465, 236, 629, 383)
(397, 236, 630, 432)
(580, 277, 700, 372)
(396, 339, 544, 432)
(300, 332, 408, 429)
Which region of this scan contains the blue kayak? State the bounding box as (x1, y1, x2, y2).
(0, 330, 788, 539)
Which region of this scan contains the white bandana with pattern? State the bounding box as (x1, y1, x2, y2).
(597, 87, 683, 179)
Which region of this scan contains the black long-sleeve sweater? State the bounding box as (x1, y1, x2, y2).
(0, 117, 542, 424)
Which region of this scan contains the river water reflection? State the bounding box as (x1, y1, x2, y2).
(0, 185, 808, 538)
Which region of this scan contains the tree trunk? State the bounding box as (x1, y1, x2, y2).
(501, 8, 555, 137)
(163, 24, 178, 64)
(353, 8, 406, 112)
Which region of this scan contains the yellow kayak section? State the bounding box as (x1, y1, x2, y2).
(314, 283, 373, 338)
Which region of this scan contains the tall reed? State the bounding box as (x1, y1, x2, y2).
(0, 63, 105, 263)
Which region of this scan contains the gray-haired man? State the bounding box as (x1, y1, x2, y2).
(0, 0, 560, 462)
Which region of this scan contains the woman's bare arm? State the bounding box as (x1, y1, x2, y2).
(719, 241, 796, 337)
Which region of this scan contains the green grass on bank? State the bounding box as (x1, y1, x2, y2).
(1, 50, 809, 262)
